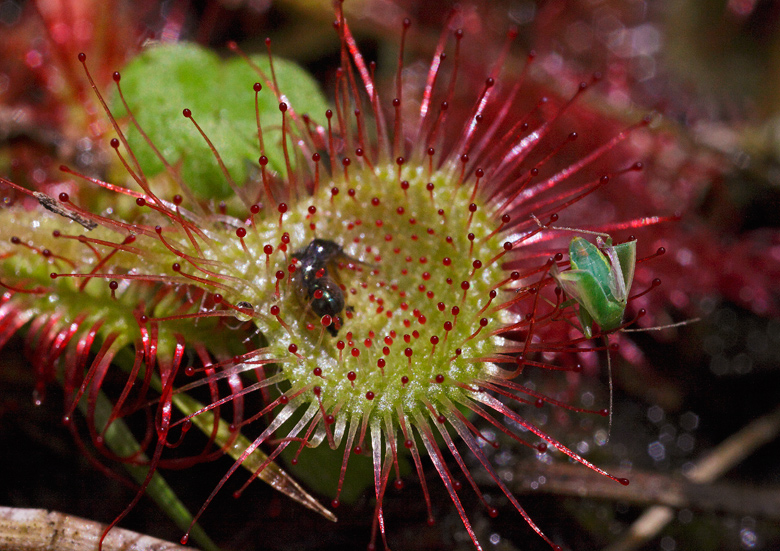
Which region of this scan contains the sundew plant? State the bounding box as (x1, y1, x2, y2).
(0, 4, 675, 551)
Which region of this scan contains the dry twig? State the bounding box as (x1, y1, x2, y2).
(601, 403, 780, 551)
(505, 462, 780, 519)
(0, 506, 195, 551)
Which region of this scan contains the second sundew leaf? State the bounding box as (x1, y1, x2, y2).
(89, 390, 219, 551)
(112, 42, 329, 199)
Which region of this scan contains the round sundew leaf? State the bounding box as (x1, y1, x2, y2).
(111, 42, 328, 199)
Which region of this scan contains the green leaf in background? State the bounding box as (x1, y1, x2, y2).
(112, 42, 328, 199)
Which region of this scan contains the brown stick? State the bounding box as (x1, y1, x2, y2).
(602, 403, 780, 551)
(503, 461, 780, 520)
(0, 507, 196, 551)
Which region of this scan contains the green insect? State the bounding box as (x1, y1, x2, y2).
(551, 236, 637, 338)
(550, 234, 696, 441)
(549, 234, 637, 440)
